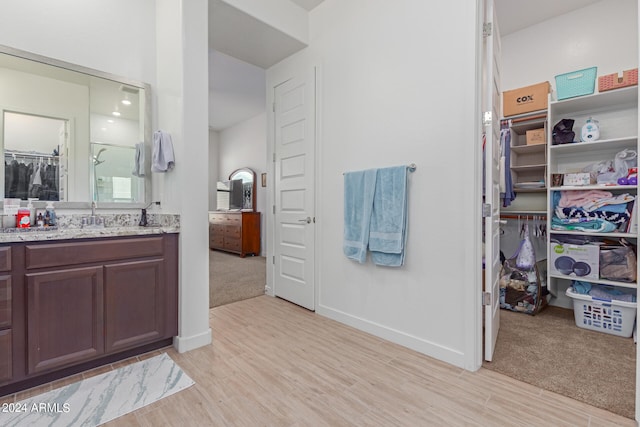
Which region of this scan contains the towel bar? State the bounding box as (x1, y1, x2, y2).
(343, 164, 416, 175)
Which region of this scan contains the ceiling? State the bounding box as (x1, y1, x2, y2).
(210, 0, 604, 130)
(495, 0, 601, 36)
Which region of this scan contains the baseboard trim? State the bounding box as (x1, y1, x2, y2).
(316, 304, 465, 369)
(173, 328, 212, 353)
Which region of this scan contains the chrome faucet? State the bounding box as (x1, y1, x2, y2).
(82, 200, 104, 228)
(91, 200, 97, 217)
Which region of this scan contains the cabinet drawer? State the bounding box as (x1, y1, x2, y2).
(224, 226, 241, 238)
(25, 237, 164, 269)
(209, 214, 226, 224)
(0, 247, 10, 272)
(210, 236, 224, 248)
(0, 275, 10, 329)
(0, 329, 11, 383)
(211, 224, 225, 234)
(224, 237, 241, 251)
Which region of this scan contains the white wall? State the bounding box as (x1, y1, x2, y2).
(305, 0, 480, 368)
(218, 112, 267, 254)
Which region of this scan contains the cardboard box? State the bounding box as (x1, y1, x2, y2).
(563, 172, 597, 186)
(503, 82, 550, 117)
(550, 243, 599, 280)
(526, 128, 546, 145)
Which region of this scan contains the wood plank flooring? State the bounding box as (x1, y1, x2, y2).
(3, 295, 636, 426)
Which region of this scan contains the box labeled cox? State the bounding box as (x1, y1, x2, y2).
(550, 243, 599, 280)
(503, 82, 550, 117)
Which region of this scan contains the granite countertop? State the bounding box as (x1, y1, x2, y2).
(0, 225, 180, 243)
(0, 213, 180, 243)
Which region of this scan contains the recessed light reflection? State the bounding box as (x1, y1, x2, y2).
(112, 111, 121, 117)
(107, 119, 114, 123)
(121, 99, 131, 106)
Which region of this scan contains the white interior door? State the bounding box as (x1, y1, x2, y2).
(483, 0, 502, 362)
(272, 62, 315, 311)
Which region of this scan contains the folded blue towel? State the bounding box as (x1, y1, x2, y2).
(369, 166, 408, 267)
(343, 169, 377, 263)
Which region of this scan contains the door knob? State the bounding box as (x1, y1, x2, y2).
(298, 217, 312, 224)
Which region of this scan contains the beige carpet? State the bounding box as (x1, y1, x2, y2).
(209, 249, 266, 308)
(484, 306, 636, 419)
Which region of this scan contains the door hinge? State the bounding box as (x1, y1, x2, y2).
(482, 203, 491, 217)
(482, 292, 491, 306)
(272, 256, 275, 264)
(273, 153, 276, 162)
(483, 111, 492, 126)
(273, 205, 276, 214)
(272, 102, 276, 112)
(483, 22, 492, 37)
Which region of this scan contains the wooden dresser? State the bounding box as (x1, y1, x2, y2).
(209, 211, 260, 257)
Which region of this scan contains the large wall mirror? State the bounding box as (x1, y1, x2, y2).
(229, 168, 256, 211)
(0, 45, 151, 207)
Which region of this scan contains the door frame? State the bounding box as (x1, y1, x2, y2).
(265, 49, 319, 309)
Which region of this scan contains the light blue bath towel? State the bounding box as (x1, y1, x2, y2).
(343, 169, 378, 263)
(369, 166, 408, 267)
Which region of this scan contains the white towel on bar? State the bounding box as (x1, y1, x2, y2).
(151, 130, 175, 173)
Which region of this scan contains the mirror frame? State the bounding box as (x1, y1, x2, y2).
(229, 167, 256, 212)
(0, 44, 152, 210)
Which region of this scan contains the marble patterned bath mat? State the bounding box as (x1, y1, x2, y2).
(1, 353, 194, 426)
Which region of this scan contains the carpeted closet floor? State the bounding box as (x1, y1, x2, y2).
(483, 306, 636, 419)
(209, 249, 266, 308)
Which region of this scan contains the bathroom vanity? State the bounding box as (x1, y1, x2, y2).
(0, 228, 178, 396)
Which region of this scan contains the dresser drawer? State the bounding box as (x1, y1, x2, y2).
(209, 214, 226, 224)
(224, 226, 241, 238)
(224, 237, 241, 251)
(0, 247, 10, 272)
(0, 275, 10, 329)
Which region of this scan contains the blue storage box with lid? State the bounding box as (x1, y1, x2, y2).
(555, 67, 598, 100)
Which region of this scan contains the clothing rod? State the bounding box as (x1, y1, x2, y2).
(500, 214, 547, 220)
(4, 151, 57, 158)
(343, 164, 416, 175)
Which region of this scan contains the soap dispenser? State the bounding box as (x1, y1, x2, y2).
(45, 201, 56, 226)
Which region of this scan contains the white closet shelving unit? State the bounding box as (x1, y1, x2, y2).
(509, 112, 548, 193)
(547, 85, 638, 308)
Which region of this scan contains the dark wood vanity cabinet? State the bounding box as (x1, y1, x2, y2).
(0, 233, 178, 395)
(209, 211, 260, 257)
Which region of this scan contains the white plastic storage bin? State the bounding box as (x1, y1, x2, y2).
(566, 288, 637, 338)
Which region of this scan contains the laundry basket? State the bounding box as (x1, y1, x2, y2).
(555, 67, 597, 100)
(566, 287, 636, 337)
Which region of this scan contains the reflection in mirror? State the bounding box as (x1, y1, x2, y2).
(0, 45, 150, 207)
(229, 168, 256, 211)
(3, 111, 67, 201)
(91, 143, 142, 203)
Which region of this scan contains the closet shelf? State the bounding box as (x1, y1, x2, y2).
(511, 164, 546, 172)
(549, 185, 637, 191)
(511, 144, 546, 154)
(550, 86, 638, 115)
(550, 136, 637, 153)
(549, 273, 637, 289)
(549, 229, 638, 239)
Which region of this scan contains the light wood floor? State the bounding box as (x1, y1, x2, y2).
(5, 295, 637, 426)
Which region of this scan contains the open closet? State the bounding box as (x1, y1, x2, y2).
(484, 0, 639, 420)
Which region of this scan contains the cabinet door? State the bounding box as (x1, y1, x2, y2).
(0, 275, 11, 329)
(104, 259, 164, 353)
(0, 329, 11, 383)
(26, 266, 104, 374)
